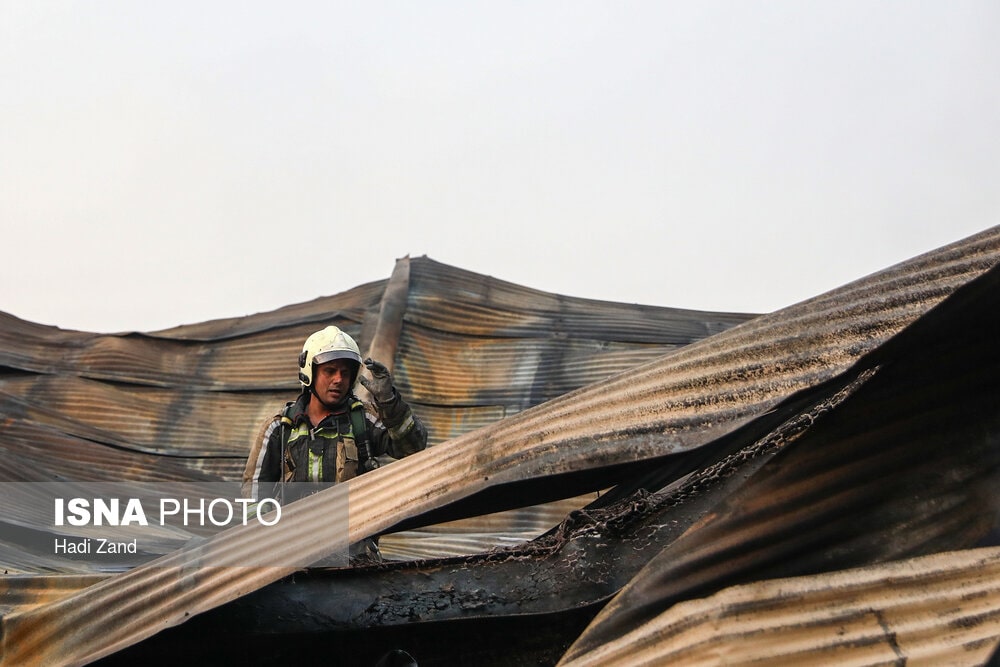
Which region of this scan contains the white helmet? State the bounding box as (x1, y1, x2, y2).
(298, 326, 363, 388)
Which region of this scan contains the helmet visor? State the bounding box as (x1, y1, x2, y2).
(313, 349, 362, 366)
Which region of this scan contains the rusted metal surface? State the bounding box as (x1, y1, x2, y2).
(0, 255, 754, 574)
(559, 547, 1000, 667)
(0, 257, 751, 487)
(379, 494, 601, 560)
(562, 258, 1000, 663)
(90, 264, 1000, 666)
(91, 366, 885, 650)
(0, 228, 999, 665)
(0, 575, 107, 616)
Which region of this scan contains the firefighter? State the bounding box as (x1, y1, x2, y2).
(241, 325, 427, 561)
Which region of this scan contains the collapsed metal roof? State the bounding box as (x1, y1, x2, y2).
(1, 231, 1000, 665)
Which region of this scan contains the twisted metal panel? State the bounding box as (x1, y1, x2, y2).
(0, 228, 998, 665)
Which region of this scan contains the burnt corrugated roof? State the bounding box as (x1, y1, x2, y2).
(0, 256, 755, 490)
(2, 232, 1000, 666)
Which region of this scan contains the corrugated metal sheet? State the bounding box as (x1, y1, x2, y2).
(380, 494, 602, 560)
(0, 254, 755, 573)
(0, 256, 752, 486)
(1, 228, 999, 665)
(558, 547, 1000, 666)
(560, 257, 1000, 663)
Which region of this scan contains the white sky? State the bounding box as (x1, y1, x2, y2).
(2, 2, 998, 333)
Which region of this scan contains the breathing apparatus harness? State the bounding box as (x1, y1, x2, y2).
(278, 325, 379, 502)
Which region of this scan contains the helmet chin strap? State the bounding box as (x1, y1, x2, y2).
(306, 363, 358, 415)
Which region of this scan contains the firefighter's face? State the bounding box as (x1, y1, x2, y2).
(313, 359, 352, 405)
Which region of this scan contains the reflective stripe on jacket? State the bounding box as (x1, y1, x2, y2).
(241, 390, 427, 500)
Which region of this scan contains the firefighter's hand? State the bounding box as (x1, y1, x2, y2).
(360, 358, 394, 403)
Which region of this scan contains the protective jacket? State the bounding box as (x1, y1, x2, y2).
(241, 388, 426, 501)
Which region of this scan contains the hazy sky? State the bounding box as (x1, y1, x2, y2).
(2, 2, 998, 333)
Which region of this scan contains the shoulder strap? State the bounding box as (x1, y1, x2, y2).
(278, 401, 295, 441)
(349, 399, 379, 473)
(278, 401, 296, 478)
